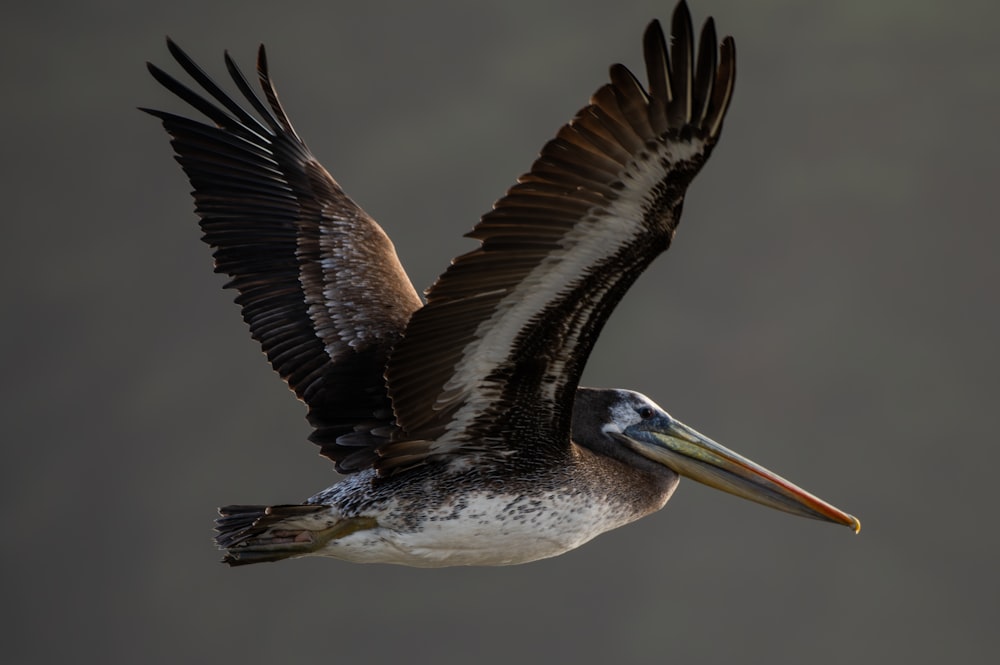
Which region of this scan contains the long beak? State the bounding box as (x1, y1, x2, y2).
(622, 416, 860, 532)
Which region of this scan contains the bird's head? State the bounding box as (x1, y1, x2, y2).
(573, 388, 860, 531)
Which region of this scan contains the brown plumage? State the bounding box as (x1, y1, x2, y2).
(146, 1, 858, 568)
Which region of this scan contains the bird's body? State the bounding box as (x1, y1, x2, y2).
(300, 451, 671, 567)
(147, 1, 858, 568)
(218, 390, 680, 566)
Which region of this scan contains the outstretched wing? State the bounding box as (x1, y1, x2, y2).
(144, 41, 423, 472)
(382, 2, 735, 473)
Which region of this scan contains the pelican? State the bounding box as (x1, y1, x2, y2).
(145, 1, 859, 567)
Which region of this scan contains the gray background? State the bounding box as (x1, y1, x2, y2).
(3, 0, 997, 663)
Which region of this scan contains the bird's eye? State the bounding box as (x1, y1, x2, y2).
(637, 406, 654, 419)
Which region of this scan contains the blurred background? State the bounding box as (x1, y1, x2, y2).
(3, 0, 997, 663)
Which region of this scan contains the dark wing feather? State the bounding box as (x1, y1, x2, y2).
(144, 40, 423, 472)
(382, 2, 735, 473)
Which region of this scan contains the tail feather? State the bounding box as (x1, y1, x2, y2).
(215, 504, 328, 566)
(215, 504, 377, 566)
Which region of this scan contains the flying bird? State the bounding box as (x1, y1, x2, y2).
(145, 1, 859, 567)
